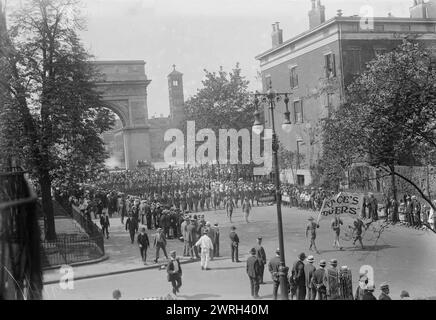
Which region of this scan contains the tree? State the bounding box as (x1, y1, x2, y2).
(320, 40, 436, 216)
(181, 64, 256, 164)
(0, 0, 114, 240)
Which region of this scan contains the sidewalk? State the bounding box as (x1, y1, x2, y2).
(43, 217, 192, 284)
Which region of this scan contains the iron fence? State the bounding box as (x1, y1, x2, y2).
(40, 233, 104, 268)
(0, 168, 43, 300)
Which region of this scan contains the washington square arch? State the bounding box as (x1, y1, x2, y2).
(93, 60, 184, 169)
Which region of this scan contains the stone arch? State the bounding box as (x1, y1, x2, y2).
(93, 60, 152, 169)
(104, 100, 129, 128)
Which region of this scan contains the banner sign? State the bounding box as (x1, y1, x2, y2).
(282, 195, 291, 203)
(258, 191, 276, 203)
(318, 192, 364, 221)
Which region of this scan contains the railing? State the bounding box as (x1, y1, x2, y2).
(51, 195, 105, 260)
(0, 167, 43, 300)
(40, 233, 104, 268)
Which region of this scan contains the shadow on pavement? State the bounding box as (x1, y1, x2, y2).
(209, 265, 246, 271)
(178, 293, 221, 300)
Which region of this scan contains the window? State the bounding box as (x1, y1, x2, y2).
(294, 100, 303, 124)
(265, 75, 272, 90)
(172, 80, 179, 87)
(324, 53, 336, 78)
(290, 66, 299, 89)
(346, 49, 361, 75)
(374, 24, 385, 32)
(297, 175, 305, 186)
(401, 24, 411, 32)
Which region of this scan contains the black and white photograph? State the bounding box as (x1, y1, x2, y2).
(1, 0, 436, 307)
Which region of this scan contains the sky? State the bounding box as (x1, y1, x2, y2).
(39, 0, 417, 117)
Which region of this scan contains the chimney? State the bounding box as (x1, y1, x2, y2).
(411, 0, 436, 18)
(271, 22, 283, 48)
(308, 0, 326, 29)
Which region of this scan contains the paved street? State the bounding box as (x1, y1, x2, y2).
(43, 204, 436, 300)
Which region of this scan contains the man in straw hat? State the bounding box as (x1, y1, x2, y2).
(326, 259, 340, 300)
(195, 229, 214, 270)
(378, 282, 392, 300)
(304, 255, 316, 300)
(246, 248, 262, 299)
(311, 259, 328, 300)
(306, 216, 320, 254)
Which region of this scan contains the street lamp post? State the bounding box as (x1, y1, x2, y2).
(252, 87, 292, 300)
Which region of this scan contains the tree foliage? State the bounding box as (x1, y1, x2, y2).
(182, 64, 254, 132)
(320, 40, 436, 210)
(0, 0, 114, 239)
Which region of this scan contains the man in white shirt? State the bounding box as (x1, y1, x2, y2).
(195, 229, 214, 270)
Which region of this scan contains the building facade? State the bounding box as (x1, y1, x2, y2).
(256, 0, 436, 186)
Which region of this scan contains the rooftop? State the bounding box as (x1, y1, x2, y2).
(256, 15, 436, 60)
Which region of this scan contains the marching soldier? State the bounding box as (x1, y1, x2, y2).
(331, 214, 343, 250)
(306, 217, 320, 254)
(352, 217, 365, 249)
(226, 195, 236, 223)
(242, 196, 252, 223)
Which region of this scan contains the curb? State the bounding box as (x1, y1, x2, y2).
(43, 258, 199, 285)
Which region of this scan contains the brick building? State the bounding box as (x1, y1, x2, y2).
(256, 0, 436, 186)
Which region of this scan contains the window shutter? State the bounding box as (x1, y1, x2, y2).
(300, 100, 304, 123)
(332, 54, 337, 77)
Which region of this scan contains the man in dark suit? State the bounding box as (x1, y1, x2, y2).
(137, 227, 150, 265)
(153, 228, 168, 263)
(255, 237, 267, 284)
(246, 248, 261, 299)
(362, 284, 377, 300)
(187, 218, 200, 259)
(125, 215, 137, 244)
(312, 259, 328, 300)
(206, 222, 216, 260)
(268, 248, 282, 300)
(213, 223, 220, 257)
(100, 213, 110, 239)
(166, 250, 182, 295)
(229, 226, 240, 262)
(290, 252, 306, 300)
